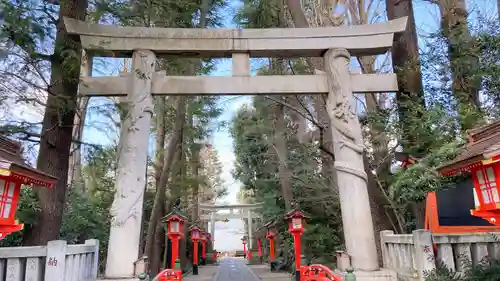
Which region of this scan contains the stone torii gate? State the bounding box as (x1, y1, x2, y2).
(64, 17, 407, 280)
(198, 203, 263, 249)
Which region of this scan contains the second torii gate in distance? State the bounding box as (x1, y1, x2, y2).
(199, 203, 263, 249)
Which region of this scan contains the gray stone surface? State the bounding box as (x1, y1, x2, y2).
(213, 258, 260, 281)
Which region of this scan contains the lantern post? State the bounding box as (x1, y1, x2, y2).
(241, 236, 247, 258)
(190, 225, 201, 275)
(257, 228, 263, 263)
(284, 209, 308, 281)
(206, 233, 213, 264)
(265, 221, 277, 264)
(201, 230, 207, 265)
(160, 211, 186, 270)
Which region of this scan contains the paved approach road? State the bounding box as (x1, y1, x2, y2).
(215, 257, 259, 281)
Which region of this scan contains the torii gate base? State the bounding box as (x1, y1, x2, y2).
(64, 16, 407, 281)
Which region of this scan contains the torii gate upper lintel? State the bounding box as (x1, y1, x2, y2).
(64, 17, 408, 280)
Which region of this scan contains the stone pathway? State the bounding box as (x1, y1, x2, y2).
(183, 265, 219, 281)
(183, 257, 293, 281)
(212, 257, 261, 281)
(247, 264, 291, 281)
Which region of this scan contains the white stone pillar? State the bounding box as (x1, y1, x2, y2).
(105, 50, 156, 278)
(210, 211, 216, 241)
(248, 210, 253, 249)
(324, 48, 379, 271)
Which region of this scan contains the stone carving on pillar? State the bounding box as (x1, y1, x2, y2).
(110, 50, 155, 228)
(324, 48, 367, 182)
(324, 48, 379, 271)
(106, 49, 155, 278)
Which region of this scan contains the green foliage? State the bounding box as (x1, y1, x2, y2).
(425, 259, 500, 281)
(231, 95, 342, 262)
(235, 0, 281, 28)
(390, 140, 465, 205)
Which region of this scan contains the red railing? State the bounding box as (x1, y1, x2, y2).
(154, 269, 182, 281)
(300, 265, 343, 281)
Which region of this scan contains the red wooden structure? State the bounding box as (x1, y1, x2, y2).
(201, 231, 207, 260)
(0, 135, 57, 239)
(154, 269, 182, 281)
(434, 121, 500, 232)
(189, 225, 201, 275)
(265, 220, 277, 262)
(299, 265, 342, 281)
(284, 208, 309, 275)
(160, 211, 186, 269)
(241, 236, 247, 256)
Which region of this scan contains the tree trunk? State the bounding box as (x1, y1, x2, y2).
(145, 96, 186, 275)
(23, 0, 88, 246)
(68, 51, 92, 193)
(411, 201, 426, 230)
(438, 0, 481, 131)
(191, 146, 200, 222)
(386, 0, 427, 154)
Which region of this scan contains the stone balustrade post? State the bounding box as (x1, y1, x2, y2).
(85, 239, 100, 279)
(412, 230, 436, 281)
(44, 240, 67, 281)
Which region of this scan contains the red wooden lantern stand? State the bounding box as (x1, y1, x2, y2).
(201, 231, 207, 265)
(189, 225, 201, 275)
(284, 209, 309, 281)
(0, 136, 57, 239)
(212, 251, 218, 264)
(257, 238, 263, 263)
(160, 211, 186, 270)
(241, 236, 247, 258)
(265, 221, 277, 264)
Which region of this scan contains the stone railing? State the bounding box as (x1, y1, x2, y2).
(380, 230, 500, 281)
(0, 239, 99, 281)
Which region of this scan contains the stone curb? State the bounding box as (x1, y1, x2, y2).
(211, 265, 220, 281)
(246, 265, 262, 281)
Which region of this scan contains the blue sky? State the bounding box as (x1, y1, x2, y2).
(8, 0, 499, 251)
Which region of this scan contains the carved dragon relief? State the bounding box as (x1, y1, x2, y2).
(324, 48, 364, 155)
(324, 48, 367, 182)
(110, 50, 155, 228)
(110, 182, 144, 227)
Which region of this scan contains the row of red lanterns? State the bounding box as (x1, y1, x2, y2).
(163, 213, 213, 276)
(240, 208, 308, 281)
(163, 208, 308, 279)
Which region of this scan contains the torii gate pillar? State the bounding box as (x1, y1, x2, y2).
(105, 50, 156, 278)
(325, 48, 378, 271)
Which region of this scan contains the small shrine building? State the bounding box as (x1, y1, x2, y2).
(0, 135, 57, 238)
(436, 120, 500, 229)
